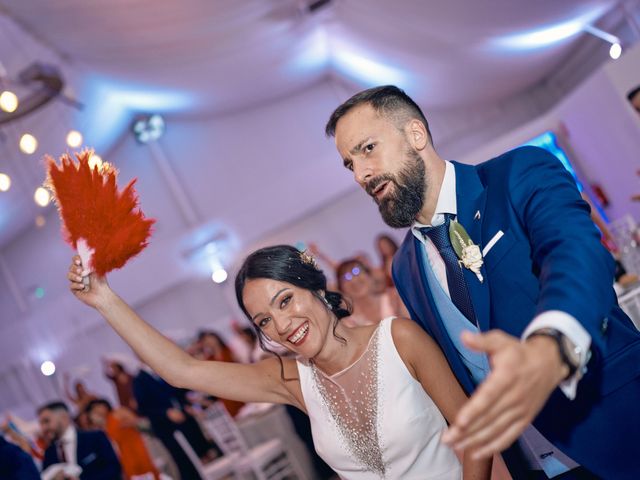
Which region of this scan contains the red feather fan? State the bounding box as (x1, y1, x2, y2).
(45, 149, 155, 276)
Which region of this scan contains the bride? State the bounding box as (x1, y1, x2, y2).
(67, 244, 491, 479)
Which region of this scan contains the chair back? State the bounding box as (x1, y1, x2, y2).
(173, 430, 208, 479)
(202, 402, 250, 457)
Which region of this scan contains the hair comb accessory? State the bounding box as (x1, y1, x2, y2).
(299, 250, 319, 269)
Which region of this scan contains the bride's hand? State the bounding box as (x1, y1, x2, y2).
(67, 255, 112, 309)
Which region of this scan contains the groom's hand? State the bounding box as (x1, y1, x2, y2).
(441, 330, 568, 459)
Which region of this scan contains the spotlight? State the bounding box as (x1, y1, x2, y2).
(0, 173, 10, 192)
(40, 360, 56, 376)
(35, 215, 46, 227)
(0, 90, 18, 112)
(34, 187, 51, 207)
(132, 114, 165, 144)
(583, 25, 622, 60)
(609, 42, 622, 60)
(211, 268, 228, 284)
(66, 130, 83, 148)
(19, 133, 38, 154)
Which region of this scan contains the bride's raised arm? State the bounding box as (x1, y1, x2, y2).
(67, 256, 301, 409)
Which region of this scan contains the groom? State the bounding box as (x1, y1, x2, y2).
(325, 85, 640, 479)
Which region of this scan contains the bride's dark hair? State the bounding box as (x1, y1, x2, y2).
(235, 245, 350, 369)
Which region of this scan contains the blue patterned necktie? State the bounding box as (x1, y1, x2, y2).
(421, 214, 477, 324)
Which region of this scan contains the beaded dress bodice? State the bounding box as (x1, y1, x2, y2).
(297, 318, 461, 479)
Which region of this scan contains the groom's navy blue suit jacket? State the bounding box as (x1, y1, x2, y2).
(393, 146, 640, 479)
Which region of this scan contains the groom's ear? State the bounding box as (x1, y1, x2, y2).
(405, 118, 429, 151)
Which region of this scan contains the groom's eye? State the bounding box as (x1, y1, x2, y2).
(364, 143, 375, 153)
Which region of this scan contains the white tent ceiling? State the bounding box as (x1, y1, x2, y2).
(0, 0, 637, 322)
(0, 0, 631, 248)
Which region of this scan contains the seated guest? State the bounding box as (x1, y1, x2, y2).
(87, 399, 159, 480)
(38, 401, 122, 480)
(0, 434, 40, 480)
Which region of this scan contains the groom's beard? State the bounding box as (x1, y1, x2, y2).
(366, 148, 426, 228)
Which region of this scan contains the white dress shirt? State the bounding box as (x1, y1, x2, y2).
(59, 424, 78, 465)
(410, 160, 591, 399)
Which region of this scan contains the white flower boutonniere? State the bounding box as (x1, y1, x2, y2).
(449, 220, 484, 283)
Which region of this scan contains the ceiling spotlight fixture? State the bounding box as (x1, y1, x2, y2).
(0, 173, 10, 192)
(211, 268, 228, 284)
(0, 90, 18, 113)
(41, 360, 56, 376)
(66, 129, 83, 148)
(19, 133, 38, 154)
(583, 25, 623, 60)
(609, 42, 622, 60)
(34, 186, 51, 207)
(132, 114, 165, 144)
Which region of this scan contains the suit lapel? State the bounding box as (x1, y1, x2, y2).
(452, 161, 491, 332)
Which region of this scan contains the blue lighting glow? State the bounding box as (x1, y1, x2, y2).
(331, 42, 410, 88)
(490, 6, 608, 51)
(521, 131, 608, 222)
(522, 131, 581, 190)
(288, 28, 330, 74)
(77, 76, 195, 152)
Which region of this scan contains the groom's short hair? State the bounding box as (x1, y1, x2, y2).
(325, 85, 432, 143)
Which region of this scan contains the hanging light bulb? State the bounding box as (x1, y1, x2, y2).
(34, 187, 51, 207)
(0, 90, 18, 113)
(88, 153, 103, 170)
(66, 130, 83, 148)
(0, 173, 10, 192)
(19, 133, 38, 154)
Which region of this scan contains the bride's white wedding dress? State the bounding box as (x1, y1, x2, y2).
(297, 317, 462, 479)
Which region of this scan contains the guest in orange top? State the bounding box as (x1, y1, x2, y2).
(87, 399, 160, 480)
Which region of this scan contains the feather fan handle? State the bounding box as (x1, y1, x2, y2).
(45, 149, 155, 278)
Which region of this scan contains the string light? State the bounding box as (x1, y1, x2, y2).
(0, 173, 10, 192)
(19, 133, 38, 154)
(88, 153, 103, 170)
(66, 130, 83, 148)
(0, 90, 18, 113)
(34, 187, 51, 207)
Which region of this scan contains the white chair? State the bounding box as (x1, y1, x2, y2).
(202, 402, 307, 480)
(173, 430, 238, 480)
